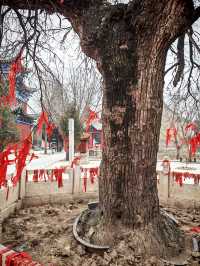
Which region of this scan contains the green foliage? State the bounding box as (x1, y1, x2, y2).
(60, 106, 82, 145)
(0, 105, 19, 152)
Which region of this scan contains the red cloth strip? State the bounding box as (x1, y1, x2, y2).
(0, 247, 10, 266)
(6, 251, 32, 266)
(33, 170, 39, 182)
(53, 169, 64, 188)
(83, 170, 87, 192)
(190, 227, 200, 233)
(89, 167, 98, 184)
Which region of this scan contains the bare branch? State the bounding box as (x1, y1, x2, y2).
(165, 62, 179, 75)
(173, 34, 185, 87)
(187, 29, 200, 54)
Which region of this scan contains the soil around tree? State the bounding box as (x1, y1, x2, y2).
(1, 199, 200, 266)
(77, 205, 184, 258)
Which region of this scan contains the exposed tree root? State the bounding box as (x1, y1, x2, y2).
(78, 208, 185, 262)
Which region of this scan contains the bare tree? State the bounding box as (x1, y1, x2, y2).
(38, 60, 102, 127)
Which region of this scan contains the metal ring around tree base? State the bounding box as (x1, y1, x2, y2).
(72, 208, 110, 251)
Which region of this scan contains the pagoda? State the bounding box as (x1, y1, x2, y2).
(0, 58, 36, 142)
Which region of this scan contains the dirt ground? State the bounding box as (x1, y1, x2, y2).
(1, 199, 200, 266)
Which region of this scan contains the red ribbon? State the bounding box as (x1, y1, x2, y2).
(188, 132, 200, 155)
(46, 123, 55, 138)
(83, 169, 87, 192)
(166, 127, 177, 147)
(11, 137, 32, 186)
(89, 167, 98, 184)
(0, 52, 23, 106)
(36, 111, 48, 136)
(185, 122, 197, 132)
(0, 151, 9, 187)
(39, 169, 46, 181)
(33, 170, 39, 182)
(172, 171, 200, 186)
(53, 168, 64, 188)
(85, 109, 98, 133)
(0, 247, 10, 265)
(46, 170, 54, 182)
(29, 153, 38, 163)
(36, 111, 55, 138)
(190, 226, 200, 233)
(6, 251, 32, 266)
(0, 143, 19, 188)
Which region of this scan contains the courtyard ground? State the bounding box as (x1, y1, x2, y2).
(1, 198, 200, 266)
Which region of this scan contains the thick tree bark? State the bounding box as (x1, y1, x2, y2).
(94, 1, 194, 227)
(99, 35, 165, 227)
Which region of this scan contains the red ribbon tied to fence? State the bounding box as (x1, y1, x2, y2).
(53, 168, 64, 188)
(11, 137, 32, 186)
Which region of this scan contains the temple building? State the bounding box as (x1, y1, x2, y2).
(0, 58, 36, 142)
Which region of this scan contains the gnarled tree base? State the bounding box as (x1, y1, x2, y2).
(78, 208, 185, 263)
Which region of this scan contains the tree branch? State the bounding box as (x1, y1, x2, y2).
(192, 6, 200, 25)
(187, 29, 200, 55)
(0, 0, 103, 16)
(173, 34, 185, 87)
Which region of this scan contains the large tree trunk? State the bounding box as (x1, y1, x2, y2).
(99, 37, 165, 227)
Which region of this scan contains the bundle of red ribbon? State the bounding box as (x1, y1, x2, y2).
(36, 111, 55, 138)
(0, 52, 23, 106)
(28, 168, 66, 188)
(0, 139, 35, 188)
(165, 127, 177, 147)
(189, 133, 200, 155)
(0, 137, 38, 201)
(172, 171, 200, 186)
(85, 109, 98, 133)
(11, 137, 32, 187)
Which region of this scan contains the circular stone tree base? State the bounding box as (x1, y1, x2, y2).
(74, 205, 188, 264)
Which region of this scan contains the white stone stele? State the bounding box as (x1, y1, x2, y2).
(68, 118, 74, 164)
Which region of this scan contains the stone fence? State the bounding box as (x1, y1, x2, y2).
(0, 166, 200, 224)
